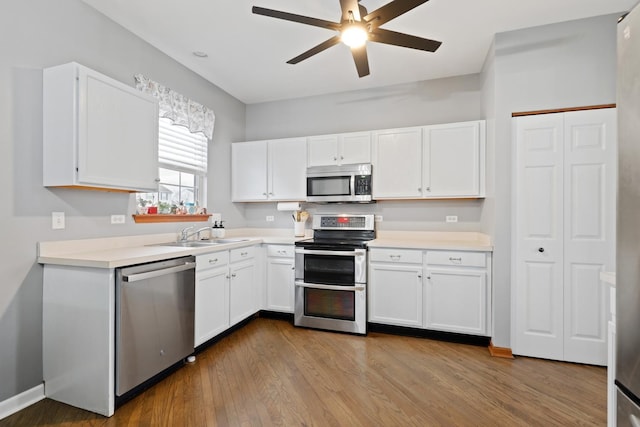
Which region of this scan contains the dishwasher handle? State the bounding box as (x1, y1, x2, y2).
(122, 262, 196, 282)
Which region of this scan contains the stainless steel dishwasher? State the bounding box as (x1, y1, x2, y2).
(115, 256, 195, 396)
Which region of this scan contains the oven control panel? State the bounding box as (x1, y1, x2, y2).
(314, 214, 374, 231)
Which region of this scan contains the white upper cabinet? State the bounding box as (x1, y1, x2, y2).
(43, 62, 159, 192)
(372, 121, 485, 200)
(269, 138, 307, 200)
(307, 131, 371, 167)
(231, 140, 268, 201)
(423, 121, 485, 198)
(372, 127, 423, 198)
(232, 137, 306, 201)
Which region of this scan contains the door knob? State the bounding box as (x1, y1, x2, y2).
(538, 248, 545, 253)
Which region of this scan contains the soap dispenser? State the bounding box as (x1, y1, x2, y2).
(218, 221, 225, 238)
(211, 221, 220, 238)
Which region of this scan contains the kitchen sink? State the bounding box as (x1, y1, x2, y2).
(151, 238, 250, 248)
(209, 238, 250, 244)
(153, 241, 222, 248)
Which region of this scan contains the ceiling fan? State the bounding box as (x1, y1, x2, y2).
(252, 0, 441, 78)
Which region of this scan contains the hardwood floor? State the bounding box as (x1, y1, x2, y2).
(1, 317, 607, 426)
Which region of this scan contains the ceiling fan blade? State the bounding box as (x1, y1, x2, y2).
(252, 6, 341, 31)
(370, 28, 441, 52)
(287, 35, 342, 64)
(339, 0, 362, 21)
(363, 0, 430, 28)
(351, 45, 370, 77)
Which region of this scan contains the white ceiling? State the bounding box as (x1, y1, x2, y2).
(80, 0, 636, 104)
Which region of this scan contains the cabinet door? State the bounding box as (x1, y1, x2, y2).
(195, 266, 229, 346)
(372, 128, 423, 199)
(269, 137, 307, 200)
(339, 132, 371, 165)
(229, 260, 257, 326)
(231, 141, 268, 201)
(369, 263, 423, 328)
(308, 135, 339, 167)
(266, 257, 295, 313)
(424, 269, 487, 335)
(423, 121, 483, 197)
(44, 62, 159, 192)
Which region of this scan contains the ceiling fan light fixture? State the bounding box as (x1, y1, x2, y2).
(341, 24, 368, 48)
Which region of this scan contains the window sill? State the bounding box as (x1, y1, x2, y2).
(132, 214, 212, 224)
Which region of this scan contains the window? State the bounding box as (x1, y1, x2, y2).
(138, 117, 208, 214)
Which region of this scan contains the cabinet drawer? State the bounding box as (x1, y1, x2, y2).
(196, 251, 229, 271)
(231, 246, 256, 263)
(369, 248, 422, 264)
(267, 245, 294, 258)
(425, 251, 486, 268)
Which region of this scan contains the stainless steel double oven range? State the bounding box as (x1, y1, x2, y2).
(294, 214, 375, 335)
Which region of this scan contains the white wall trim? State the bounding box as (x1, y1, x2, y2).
(0, 383, 45, 420)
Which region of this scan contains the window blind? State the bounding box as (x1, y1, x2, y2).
(158, 117, 208, 175)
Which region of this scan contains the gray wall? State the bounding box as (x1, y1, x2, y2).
(244, 74, 486, 230)
(482, 14, 620, 348)
(0, 0, 245, 402)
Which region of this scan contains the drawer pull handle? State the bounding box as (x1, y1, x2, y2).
(241, 252, 248, 256)
(538, 247, 545, 253)
(209, 258, 218, 264)
(390, 255, 401, 260)
(231, 273, 237, 278)
(449, 257, 462, 262)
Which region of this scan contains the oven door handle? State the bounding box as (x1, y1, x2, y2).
(295, 280, 365, 292)
(295, 249, 364, 257)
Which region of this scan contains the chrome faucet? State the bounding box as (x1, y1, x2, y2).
(179, 226, 212, 241)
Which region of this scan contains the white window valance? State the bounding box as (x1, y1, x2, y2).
(134, 74, 215, 139)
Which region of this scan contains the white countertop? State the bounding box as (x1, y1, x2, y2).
(38, 228, 311, 269)
(368, 231, 492, 252)
(38, 229, 493, 269)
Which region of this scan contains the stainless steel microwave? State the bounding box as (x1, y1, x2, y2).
(306, 164, 372, 203)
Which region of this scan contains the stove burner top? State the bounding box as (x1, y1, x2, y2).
(295, 213, 375, 249)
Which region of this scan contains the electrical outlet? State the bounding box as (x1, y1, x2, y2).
(52, 212, 65, 230)
(111, 215, 125, 224)
(266, 215, 275, 222)
(375, 215, 383, 222)
(446, 215, 458, 223)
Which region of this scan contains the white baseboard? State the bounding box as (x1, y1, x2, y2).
(0, 383, 45, 420)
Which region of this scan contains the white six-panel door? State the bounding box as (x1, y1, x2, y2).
(562, 109, 616, 365)
(513, 108, 616, 365)
(514, 113, 565, 361)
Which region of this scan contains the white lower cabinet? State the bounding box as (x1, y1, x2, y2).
(369, 249, 423, 328)
(229, 247, 257, 326)
(195, 251, 230, 347)
(424, 250, 491, 336)
(369, 248, 492, 336)
(195, 246, 258, 346)
(424, 269, 487, 335)
(265, 245, 295, 313)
